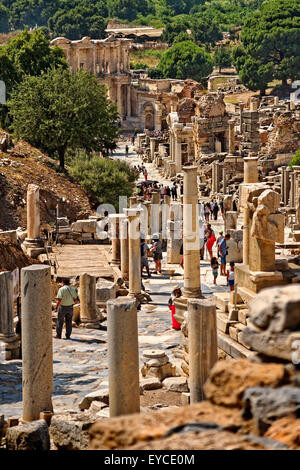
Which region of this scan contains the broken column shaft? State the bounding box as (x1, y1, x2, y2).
(188, 298, 217, 403)
(21, 265, 53, 422)
(107, 297, 140, 417)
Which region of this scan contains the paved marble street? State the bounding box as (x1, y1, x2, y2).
(0, 141, 230, 419)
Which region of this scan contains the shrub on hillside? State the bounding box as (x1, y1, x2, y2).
(70, 153, 138, 210)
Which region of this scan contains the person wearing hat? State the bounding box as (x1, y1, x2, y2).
(168, 286, 182, 330)
(217, 230, 224, 245)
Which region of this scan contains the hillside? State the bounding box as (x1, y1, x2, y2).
(0, 130, 92, 231)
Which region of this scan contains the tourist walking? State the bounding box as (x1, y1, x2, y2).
(141, 238, 151, 277)
(212, 201, 219, 220)
(171, 183, 178, 201)
(55, 279, 79, 340)
(227, 262, 235, 291)
(205, 224, 216, 260)
(168, 286, 182, 330)
(211, 257, 219, 285)
(150, 235, 163, 274)
(218, 233, 230, 276)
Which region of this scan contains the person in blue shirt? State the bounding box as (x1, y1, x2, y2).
(218, 233, 230, 276)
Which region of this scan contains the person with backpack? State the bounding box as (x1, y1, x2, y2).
(55, 279, 79, 340)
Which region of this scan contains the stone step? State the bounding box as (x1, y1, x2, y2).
(237, 286, 256, 305)
(212, 292, 230, 313)
(217, 312, 239, 334)
(292, 231, 300, 242)
(217, 331, 255, 360)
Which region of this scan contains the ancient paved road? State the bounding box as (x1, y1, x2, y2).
(0, 141, 230, 419)
(50, 245, 114, 279)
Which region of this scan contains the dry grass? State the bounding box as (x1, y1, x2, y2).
(130, 49, 163, 68)
(0, 31, 21, 46)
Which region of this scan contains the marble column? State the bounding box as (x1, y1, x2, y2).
(79, 273, 100, 325)
(109, 214, 122, 266)
(183, 166, 201, 298)
(151, 191, 160, 237)
(222, 167, 227, 194)
(244, 157, 258, 184)
(117, 82, 122, 116)
(0, 271, 20, 360)
(127, 85, 131, 118)
(25, 184, 41, 242)
(284, 167, 291, 205)
(281, 166, 286, 203)
(228, 119, 235, 155)
(188, 298, 217, 402)
(124, 209, 141, 296)
(120, 216, 129, 281)
(243, 206, 250, 266)
(107, 297, 140, 417)
(239, 102, 245, 133)
(290, 171, 296, 208)
(21, 265, 53, 422)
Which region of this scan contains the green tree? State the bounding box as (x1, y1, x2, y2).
(70, 153, 138, 210)
(3, 29, 67, 83)
(233, 0, 300, 92)
(161, 17, 192, 44)
(191, 17, 222, 46)
(289, 150, 300, 168)
(233, 46, 273, 96)
(0, 2, 9, 32)
(213, 46, 232, 72)
(9, 68, 118, 169)
(107, 0, 154, 22)
(158, 40, 213, 82)
(49, 3, 107, 40)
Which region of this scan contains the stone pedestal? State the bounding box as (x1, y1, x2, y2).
(129, 197, 137, 208)
(225, 211, 238, 233)
(79, 273, 101, 326)
(120, 216, 129, 281)
(0, 271, 20, 360)
(107, 298, 140, 417)
(188, 299, 217, 402)
(21, 265, 53, 422)
(124, 209, 141, 297)
(244, 157, 258, 184)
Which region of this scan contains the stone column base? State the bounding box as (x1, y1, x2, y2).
(0, 334, 21, 360)
(22, 238, 45, 258)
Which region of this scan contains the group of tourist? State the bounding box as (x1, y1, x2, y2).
(203, 200, 223, 222)
(140, 236, 163, 277)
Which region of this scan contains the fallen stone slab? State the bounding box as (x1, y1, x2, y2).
(140, 378, 162, 391)
(204, 359, 292, 407)
(248, 285, 300, 333)
(162, 377, 188, 393)
(49, 411, 97, 450)
(79, 389, 110, 411)
(265, 417, 300, 449)
(242, 386, 300, 435)
(6, 420, 50, 451)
